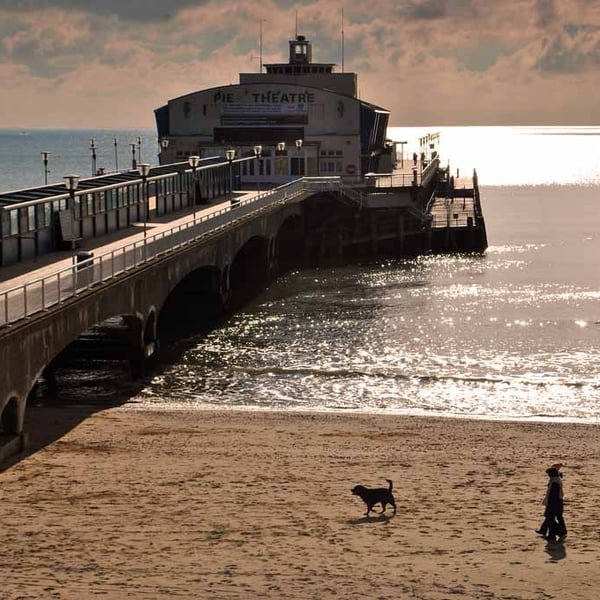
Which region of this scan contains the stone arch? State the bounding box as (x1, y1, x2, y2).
(273, 214, 305, 274)
(228, 235, 270, 309)
(157, 265, 224, 345)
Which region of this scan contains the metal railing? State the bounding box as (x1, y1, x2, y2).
(0, 177, 339, 328)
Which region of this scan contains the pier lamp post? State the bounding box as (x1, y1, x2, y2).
(188, 155, 200, 219)
(40, 151, 50, 185)
(253, 144, 262, 193)
(160, 138, 169, 163)
(130, 143, 137, 170)
(89, 139, 97, 176)
(63, 174, 80, 288)
(295, 138, 303, 176)
(138, 163, 151, 251)
(137, 136, 143, 163)
(113, 138, 119, 171)
(226, 148, 236, 196)
(276, 141, 286, 180)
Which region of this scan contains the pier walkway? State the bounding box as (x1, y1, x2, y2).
(0, 181, 306, 328)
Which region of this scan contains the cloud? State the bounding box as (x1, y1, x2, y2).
(456, 40, 517, 72)
(1, 0, 600, 127)
(398, 0, 477, 20)
(534, 0, 558, 27)
(401, 0, 449, 20)
(534, 24, 600, 72)
(0, 0, 206, 22)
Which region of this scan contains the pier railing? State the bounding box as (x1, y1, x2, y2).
(0, 177, 342, 327)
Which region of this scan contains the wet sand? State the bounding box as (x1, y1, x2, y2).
(1, 407, 600, 599)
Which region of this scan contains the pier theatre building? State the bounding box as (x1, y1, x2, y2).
(155, 35, 391, 185)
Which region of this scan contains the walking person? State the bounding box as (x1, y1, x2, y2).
(536, 464, 567, 542)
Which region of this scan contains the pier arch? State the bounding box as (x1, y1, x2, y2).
(157, 265, 224, 344)
(229, 235, 270, 309)
(273, 214, 304, 274)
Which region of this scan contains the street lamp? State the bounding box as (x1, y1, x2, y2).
(89, 138, 97, 176)
(253, 144, 262, 193)
(130, 143, 137, 170)
(137, 136, 143, 163)
(40, 151, 50, 185)
(295, 138, 303, 176)
(113, 138, 119, 171)
(188, 155, 200, 219)
(160, 138, 169, 164)
(225, 148, 236, 197)
(276, 142, 286, 180)
(63, 174, 80, 288)
(138, 163, 151, 241)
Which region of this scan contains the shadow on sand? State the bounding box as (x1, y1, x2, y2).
(348, 513, 395, 525)
(545, 540, 567, 562)
(0, 384, 145, 474)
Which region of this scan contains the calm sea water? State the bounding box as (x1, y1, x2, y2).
(0, 128, 156, 193)
(4, 126, 600, 422)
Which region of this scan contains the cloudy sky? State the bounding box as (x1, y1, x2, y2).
(1, 0, 600, 128)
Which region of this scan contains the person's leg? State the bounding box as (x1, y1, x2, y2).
(556, 513, 567, 537)
(536, 517, 550, 535)
(546, 516, 559, 540)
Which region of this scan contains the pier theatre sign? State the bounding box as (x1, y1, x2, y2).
(213, 88, 315, 115)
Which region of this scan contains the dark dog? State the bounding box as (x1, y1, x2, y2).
(351, 479, 396, 516)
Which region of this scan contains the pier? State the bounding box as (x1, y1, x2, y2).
(0, 156, 487, 459)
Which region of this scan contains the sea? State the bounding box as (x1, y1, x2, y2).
(2, 126, 600, 423)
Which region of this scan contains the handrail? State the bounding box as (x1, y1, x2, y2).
(0, 177, 327, 327)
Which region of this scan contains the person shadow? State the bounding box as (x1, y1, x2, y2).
(545, 540, 567, 562)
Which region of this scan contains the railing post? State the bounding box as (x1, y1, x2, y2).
(23, 285, 28, 318)
(41, 278, 46, 310)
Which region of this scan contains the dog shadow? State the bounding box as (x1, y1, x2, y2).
(544, 540, 567, 562)
(348, 512, 395, 525)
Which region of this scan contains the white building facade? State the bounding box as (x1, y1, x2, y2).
(155, 35, 390, 185)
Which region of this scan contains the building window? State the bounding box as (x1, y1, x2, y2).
(290, 158, 305, 176)
(274, 158, 287, 175)
(27, 206, 36, 231)
(9, 210, 18, 236)
(320, 159, 343, 173)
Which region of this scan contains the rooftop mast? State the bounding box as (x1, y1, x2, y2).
(341, 8, 345, 73)
(259, 18, 264, 73)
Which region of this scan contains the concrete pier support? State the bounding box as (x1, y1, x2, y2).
(0, 396, 27, 461)
(1, 397, 24, 435)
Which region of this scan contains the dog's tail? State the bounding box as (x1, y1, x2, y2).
(386, 479, 393, 491)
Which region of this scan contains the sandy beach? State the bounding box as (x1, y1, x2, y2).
(1, 407, 600, 599)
